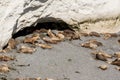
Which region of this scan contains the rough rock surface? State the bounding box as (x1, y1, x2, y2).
(0, 0, 120, 49)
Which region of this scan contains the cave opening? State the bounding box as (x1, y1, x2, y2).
(12, 21, 72, 39)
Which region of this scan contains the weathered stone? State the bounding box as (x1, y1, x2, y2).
(0, 0, 120, 49)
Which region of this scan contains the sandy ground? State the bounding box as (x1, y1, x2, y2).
(0, 30, 120, 80)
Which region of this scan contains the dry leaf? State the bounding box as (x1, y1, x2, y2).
(81, 43, 97, 49)
(51, 37, 62, 42)
(0, 64, 10, 73)
(115, 66, 120, 71)
(7, 38, 17, 49)
(114, 52, 120, 58)
(96, 52, 107, 61)
(15, 78, 41, 80)
(80, 33, 89, 37)
(0, 49, 8, 53)
(63, 30, 80, 40)
(98, 65, 108, 70)
(36, 43, 52, 49)
(103, 33, 111, 40)
(103, 33, 118, 40)
(24, 33, 40, 44)
(72, 31, 80, 39)
(89, 32, 100, 37)
(56, 33, 65, 40)
(0, 55, 15, 61)
(18, 46, 35, 53)
(111, 58, 120, 66)
(81, 39, 102, 49)
(89, 39, 103, 46)
(91, 51, 112, 61)
(45, 78, 54, 80)
(47, 29, 56, 38)
(43, 37, 58, 44)
(1, 38, 17, 53)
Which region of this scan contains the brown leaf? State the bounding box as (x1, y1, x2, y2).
(103, 33, 118, 40)
(43, 37, 58, 44)
(80, 33, 89, 37)
(91, 51, 112, 61)
(0, 64, 10, 73)
(63, 30, 80, 40)
(96, 53, 107, 61)
(72, 31, 80, 39)
(24, 33, 40, 44)
(89, 39, 103, 46)
(98, 65, 108, 70)
(115, 66, 120, 71)
(7, 38, 17, 49)
(81, 39, 102, 49)
(18, 46, 36, 53)
(111, 58, 120, 66)
(114, 52, 120, 58)
(0, 55, 15, 61)
(47, 29, 56, 38)
(56, 33, 65, 40)
(15, 78, 41, 80)
(89, 32, 100, 37)
(81, 42, 97, 49)
(45, 78, 54, 80)
(36, 43, 52, 49)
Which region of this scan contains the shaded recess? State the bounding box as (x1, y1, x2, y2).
(12, 21, 72, 38)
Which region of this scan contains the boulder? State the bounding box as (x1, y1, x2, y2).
(0, 0, 120, 49)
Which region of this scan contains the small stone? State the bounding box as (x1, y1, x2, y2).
(98, 65, 108, 70)
(75, 71, 80, 73)
(68, 59, 72, 62)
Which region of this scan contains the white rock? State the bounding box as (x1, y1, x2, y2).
(0, 0, 120, 49)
